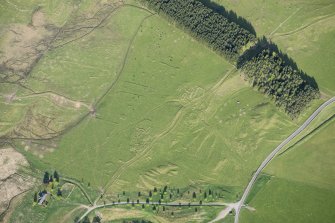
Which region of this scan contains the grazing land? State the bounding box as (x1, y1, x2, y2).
(214, 0, 335, 96)
(0, 0, 334, 223)
(240, 117, 335, 223)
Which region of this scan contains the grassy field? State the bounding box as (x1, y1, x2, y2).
(214, 0, 335, 96)
(41, 4, 312, 203)
(240, 112, 335, 223)
(240, 176, 335, 223)
(1, 0, 334, 222)
(87, 205, 223, 223)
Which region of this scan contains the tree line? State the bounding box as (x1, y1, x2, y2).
(142, 0, 319, 116)
(142, 0, 256, 61)
(237, 38, 320, 116)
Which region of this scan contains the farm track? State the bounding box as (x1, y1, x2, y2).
(0, 188, 32, 220)
(17, 91, 92, 110)
(99, 67, 236, 202)
(77, 201, 230, 223)
(62, 177, 94, 206)
(0, 4, 154, 144)
(98, 106, 184, 203)
(269, 7, 301, 38)
(272, 12, 335, 38)
(94, 12, 155, 107)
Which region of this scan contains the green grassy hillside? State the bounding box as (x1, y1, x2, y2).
(214, 0, 335, 96)
(240, 109, 335, 223)
(1, 0, 333, 222)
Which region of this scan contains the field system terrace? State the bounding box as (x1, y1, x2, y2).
(0, 0, 334, 223)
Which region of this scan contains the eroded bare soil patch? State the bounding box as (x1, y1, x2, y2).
(0, 147, 34, 216)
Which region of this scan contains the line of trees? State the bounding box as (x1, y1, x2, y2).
(43, 171, 60, 184)
(237, 39, 319, 116)
(143, 0, 319, 116)
(143, 0, 256, 61)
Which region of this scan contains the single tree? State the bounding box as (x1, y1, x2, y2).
(153, 187, 157, 193)
(33, 192, 38, 202)
(57, 188, 62, 197)
(43, 172, 49, 184)
(142, 204, 145, 209)
(49, 175, 53, 183)
(54, 171, 60, 182)
(195, 207, 198, 212)
(138, 191, 141, 197)
(163, 206, 165, 211)
(192, 192, 196, 199)
(82, 216, 90, 223)
(146, 198, 149, 204)
(126, 198, 129, 203)
(149, 190, 152, 197)
(92, 216, 101, 223)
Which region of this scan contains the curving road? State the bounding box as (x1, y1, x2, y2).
(75, 97, 335, 223)
(77, 201, 228, 222)
(234, 96, 335, 223)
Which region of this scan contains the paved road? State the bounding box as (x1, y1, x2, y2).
(234, 96, 335, 223)
(76, 97, 335, 223)
(77, 201, 229, 222)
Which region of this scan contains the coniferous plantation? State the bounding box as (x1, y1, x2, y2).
(238, 48, 320, 117)
(143, 0, 256, 60)
(143, 0, 319, 116)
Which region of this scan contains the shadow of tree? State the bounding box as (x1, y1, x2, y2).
(237, 36, 319, 91)
(198, 0, 256, 35)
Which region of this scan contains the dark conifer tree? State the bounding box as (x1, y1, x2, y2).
(53, 171, 59, 182)
(43, 172, 49, 184)
(57, 188, 62, 197)
(33, 192, 38, 202)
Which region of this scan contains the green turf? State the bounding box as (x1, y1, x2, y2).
(214, 0, 335, 95)
(1, 1, 334, 222)
(240, 115, 335, 223)
(240, 177, 335, 223)
(266, 117, 335, 190)
(39, 6, 310, 204)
